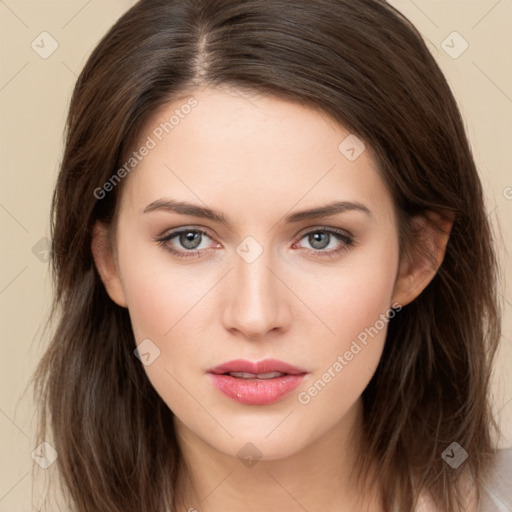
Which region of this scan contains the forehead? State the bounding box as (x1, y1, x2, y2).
(119, 86, 395, 223)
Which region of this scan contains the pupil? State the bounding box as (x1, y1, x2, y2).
(309, 232, 329, 250)
(180, 231, 201, 249)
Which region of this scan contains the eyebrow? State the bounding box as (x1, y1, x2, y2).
(143, 198, 373, 224)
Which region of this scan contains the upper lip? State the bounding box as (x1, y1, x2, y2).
(208, 359, 308, 375)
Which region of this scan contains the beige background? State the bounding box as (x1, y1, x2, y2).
(0, 1, 511, 510)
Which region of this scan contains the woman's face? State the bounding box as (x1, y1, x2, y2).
(101, 86, 405, 460)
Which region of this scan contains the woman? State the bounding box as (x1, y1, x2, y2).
(31, 0, 507, 510)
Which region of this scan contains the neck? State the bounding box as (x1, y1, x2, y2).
(173, 399, 383, 512)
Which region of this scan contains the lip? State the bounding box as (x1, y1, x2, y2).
(207, 359, 308, 405)
(208, 358, 307, 376)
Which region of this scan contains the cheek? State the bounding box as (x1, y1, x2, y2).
(302, 238, 399, 348)
(118, 251, 211, 406)
(116, 241, 221, 400)
(117, 239, 213, 343)
(293, 241, 398, 408)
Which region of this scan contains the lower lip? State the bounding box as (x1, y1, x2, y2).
(208, 373, 306, 405)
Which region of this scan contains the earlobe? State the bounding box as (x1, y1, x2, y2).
(392, 211, 454, 307)
(91, 221, 128, 308)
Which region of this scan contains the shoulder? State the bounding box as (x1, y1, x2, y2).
(477, 446, 512, 512)
(413, 447, 512, 512)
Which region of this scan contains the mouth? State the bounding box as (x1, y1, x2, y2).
(207, 359, 308, 405)
(223, 371, 289, 379)
(208, 358, 307, 376)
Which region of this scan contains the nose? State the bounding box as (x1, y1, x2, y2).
(222, 248, 292, 340)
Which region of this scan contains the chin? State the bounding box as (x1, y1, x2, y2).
(203, 421, 316, 462)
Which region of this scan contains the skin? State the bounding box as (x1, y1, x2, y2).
(92, 86, 452, 511)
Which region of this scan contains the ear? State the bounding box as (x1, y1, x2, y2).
(392, 211, 454, 307)
(91, 221, 128, 308)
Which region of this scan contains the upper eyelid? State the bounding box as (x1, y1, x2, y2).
(160, 226, 214, 239)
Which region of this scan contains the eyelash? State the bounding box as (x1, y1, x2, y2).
(156, 227, 355, 260)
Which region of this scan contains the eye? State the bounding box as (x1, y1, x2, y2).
(156, 226, 355, 261)
(293, 228, 354, 256)
(156, 228, 219, 259)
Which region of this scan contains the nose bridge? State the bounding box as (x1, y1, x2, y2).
(223, 241, 290, 338)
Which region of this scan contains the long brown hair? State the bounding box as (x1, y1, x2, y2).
(31, 0, 502, 510)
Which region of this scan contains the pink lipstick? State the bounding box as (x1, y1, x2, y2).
(207, 359, 307, 405)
